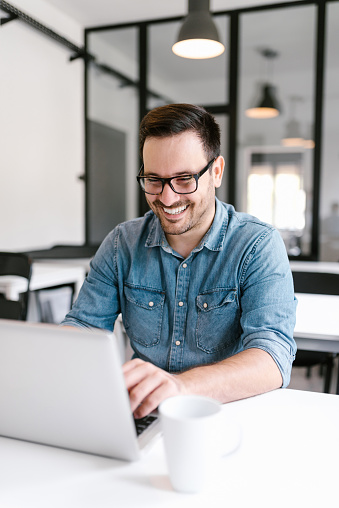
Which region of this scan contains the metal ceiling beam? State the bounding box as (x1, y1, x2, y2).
(0, 0, 92, 61)
(0, 1, 171, 103)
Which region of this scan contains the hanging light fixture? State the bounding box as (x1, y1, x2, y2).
(281, 97, 305, 147)
(303, 139, 315, 149)
(303, 124, 315, 149)
(172, 0, 225, 59)
(245, 48, 281, 119)
(281, 119, 304, 147)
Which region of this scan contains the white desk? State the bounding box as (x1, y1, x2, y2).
(294, 292, 339, 394)
(34, 257, 92, 272)
(290, 260, 339, 274)
(0, 262, 87, 301)
(294, 292, 339, 353)
(0, 389, 337, 508)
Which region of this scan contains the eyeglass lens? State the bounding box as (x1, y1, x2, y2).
(142, 175, 197, 195)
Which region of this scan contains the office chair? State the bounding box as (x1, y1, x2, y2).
(292, 270, 339, 393)
(0, 252, 32, 320)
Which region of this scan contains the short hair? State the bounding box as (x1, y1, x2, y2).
(139, 103, 221, 161)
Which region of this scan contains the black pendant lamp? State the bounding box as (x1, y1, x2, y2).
(246, 49, 281, 119)
(172, 0, 225, 59)
(246, 84, 281, 119)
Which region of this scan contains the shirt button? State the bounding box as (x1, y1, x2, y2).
(178, 301, 184, 307)
(203, 302, 208, 309)
(182, 263, 187, 268)
(149, 301, 154, 307)
(175, 340, 181, 346)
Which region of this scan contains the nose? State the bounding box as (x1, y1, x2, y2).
(159, 181, 179, 206)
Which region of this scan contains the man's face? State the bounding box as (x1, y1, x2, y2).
(142, 131, 224, 243)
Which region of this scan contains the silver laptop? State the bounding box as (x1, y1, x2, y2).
(0, 319, 161, 461)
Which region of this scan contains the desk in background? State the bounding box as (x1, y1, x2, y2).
(0, 262, 87, 323)
(0, 262, 87, 302)
(294, 292, 339, 354)
(0, 389, 337, 508)
(23, 245, 96, 321)
(291, 261, 339, 394)
(294, 292, 339, 394)
(22, 244, 97, 309)
(290, 260, 339, 273)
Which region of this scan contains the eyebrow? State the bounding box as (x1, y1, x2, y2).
(143, 170, 195, 178)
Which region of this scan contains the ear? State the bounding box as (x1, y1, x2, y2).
(213, 156, 225, 188)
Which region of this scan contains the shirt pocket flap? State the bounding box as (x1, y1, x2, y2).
(124, 285, 165, 310)
(196, 289, 237, 312)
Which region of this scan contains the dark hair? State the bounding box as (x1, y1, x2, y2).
(139, 103, 220, 161)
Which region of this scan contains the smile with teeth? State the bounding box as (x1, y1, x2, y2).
(163, 204, 188, 215)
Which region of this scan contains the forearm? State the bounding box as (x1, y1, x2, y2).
(177, 348, 283, 403)
(123, 348, 283, 418)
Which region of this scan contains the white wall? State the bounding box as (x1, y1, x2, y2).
(0, 0, 84, 251)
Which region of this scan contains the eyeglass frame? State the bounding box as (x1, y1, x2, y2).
(136, 157, 216, 195)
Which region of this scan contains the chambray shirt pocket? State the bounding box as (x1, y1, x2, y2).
(123, 284, 165, 347)
(196, 288, 240, 354)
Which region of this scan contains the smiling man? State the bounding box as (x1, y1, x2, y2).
(139, 129, 221, 259)
(62, 103, 297, 418)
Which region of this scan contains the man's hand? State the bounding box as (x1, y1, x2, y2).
(123, 349, 283, 419)
(123, 359, 184, 418)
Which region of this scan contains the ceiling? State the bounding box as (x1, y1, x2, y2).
(42, 0, 298, 28)
(84, 1, 317, 94)
(39, 0, 337, 121)
(40, 0, 308, 85)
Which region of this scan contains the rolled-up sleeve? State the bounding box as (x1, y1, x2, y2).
(240, 227, 297, 387)
(61, 229, 120, 332)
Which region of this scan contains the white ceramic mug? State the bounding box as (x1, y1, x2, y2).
(159, 395, 241, 494)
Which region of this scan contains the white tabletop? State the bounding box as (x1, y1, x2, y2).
(0, 262, 87, 301)
(0, 389, 338, 508)
(290, 260, 339, 273)
(294, 292, 339, 353)
(295, 292, 339, 337)
(33, 257, 92, 271)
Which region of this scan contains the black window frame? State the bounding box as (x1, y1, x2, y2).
(84, 0, 335, 261)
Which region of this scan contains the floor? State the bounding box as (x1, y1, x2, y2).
(289, 356, 338, 394)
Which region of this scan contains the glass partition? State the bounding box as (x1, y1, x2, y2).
(85, 2, 336, 259)
(237, 5, 316, 257)
(319, 2, 339, 261)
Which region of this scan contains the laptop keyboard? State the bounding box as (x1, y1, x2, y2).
(134, 415, 158, 436)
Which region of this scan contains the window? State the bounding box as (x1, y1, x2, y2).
(246, 150, 307, 255)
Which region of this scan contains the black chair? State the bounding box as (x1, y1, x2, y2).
(292, 270, 339, 393)
(0, 252, 32, 320)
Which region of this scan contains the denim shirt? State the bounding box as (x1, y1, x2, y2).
(62, 199, 297, 387)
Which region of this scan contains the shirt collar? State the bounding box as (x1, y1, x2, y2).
(145, 198, 229, 253)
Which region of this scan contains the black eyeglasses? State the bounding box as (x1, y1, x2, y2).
(136, 158, 216, 195)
